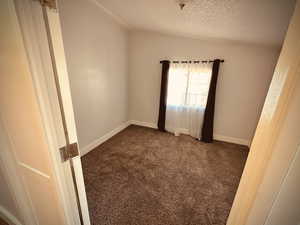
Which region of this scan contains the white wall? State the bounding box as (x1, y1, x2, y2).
(59, 0, 129, 151)
(58, 0, 280, 147)
(128, 31, 280, 143)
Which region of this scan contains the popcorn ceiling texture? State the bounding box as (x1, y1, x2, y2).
(93, 0, 296, 46)
(82, 125, 248, 225)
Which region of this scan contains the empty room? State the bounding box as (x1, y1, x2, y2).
(1, 0, 300, 225)
(57, 0, 295, 224)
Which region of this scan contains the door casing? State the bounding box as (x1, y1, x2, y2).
(2, 0, 300, 225)
(0, 0, 90, 224)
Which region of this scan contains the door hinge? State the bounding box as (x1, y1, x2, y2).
(37, 0, 57, 9)
(60, 143, 79, 162)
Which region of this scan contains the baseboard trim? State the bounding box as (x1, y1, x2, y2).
(130, 120, 251, 147)
(129, 120, 158, 129)
(80, 121, 131, 156)
(81, 120, 250, 156)
(0, 205, 22, 225)
(213, 134, 251, 147)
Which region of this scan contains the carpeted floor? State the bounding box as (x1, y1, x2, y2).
(82, 125, 248, 225)
(0, 217, 9, 225)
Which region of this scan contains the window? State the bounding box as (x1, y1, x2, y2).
(167, 63, 212, 108)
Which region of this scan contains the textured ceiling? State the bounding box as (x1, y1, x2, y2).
(94, 0, 296, 47)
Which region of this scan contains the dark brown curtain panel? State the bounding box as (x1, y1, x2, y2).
(158, 60, 170, 131)
(201, 59, 221, 142)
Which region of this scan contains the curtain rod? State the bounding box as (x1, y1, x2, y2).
(160, 59, 224, 64)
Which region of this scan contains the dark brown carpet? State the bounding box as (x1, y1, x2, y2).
(82, 125, 248, 225)
(0, 217, 9, 225)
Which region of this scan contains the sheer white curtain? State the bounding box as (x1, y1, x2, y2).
(165, 62, 213, 138)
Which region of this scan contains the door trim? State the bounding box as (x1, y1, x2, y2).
(227, 2, 300, 224)
(13, 0, 90, 224)
(0, 118, 37, 225)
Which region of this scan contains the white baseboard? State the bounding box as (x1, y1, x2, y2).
(129, 120, 158, 129)
(0, 205, 22, 225)
(80, 120, 250, 156)
(214, 134, 251, 147)
(80, 121, 131, 156)
(130, 120, 251, 147)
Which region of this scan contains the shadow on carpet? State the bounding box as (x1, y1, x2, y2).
(82, 125, 248, 225)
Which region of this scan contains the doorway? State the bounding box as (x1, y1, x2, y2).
(4, 0, 300, 225)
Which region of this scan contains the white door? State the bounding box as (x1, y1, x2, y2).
(227, 1, 300, 225)
(265, 145, 300, 225)
(1, 0, 90, 224)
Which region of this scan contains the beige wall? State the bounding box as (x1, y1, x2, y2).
(128, 31, 280, 143)
(59, 0, 129, 150)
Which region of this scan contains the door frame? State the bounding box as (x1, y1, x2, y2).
(0, 118, 36, 225)
(12, 0, 90, 224)
(6, 1, 300, 225)
(227, 1, 300, 225)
